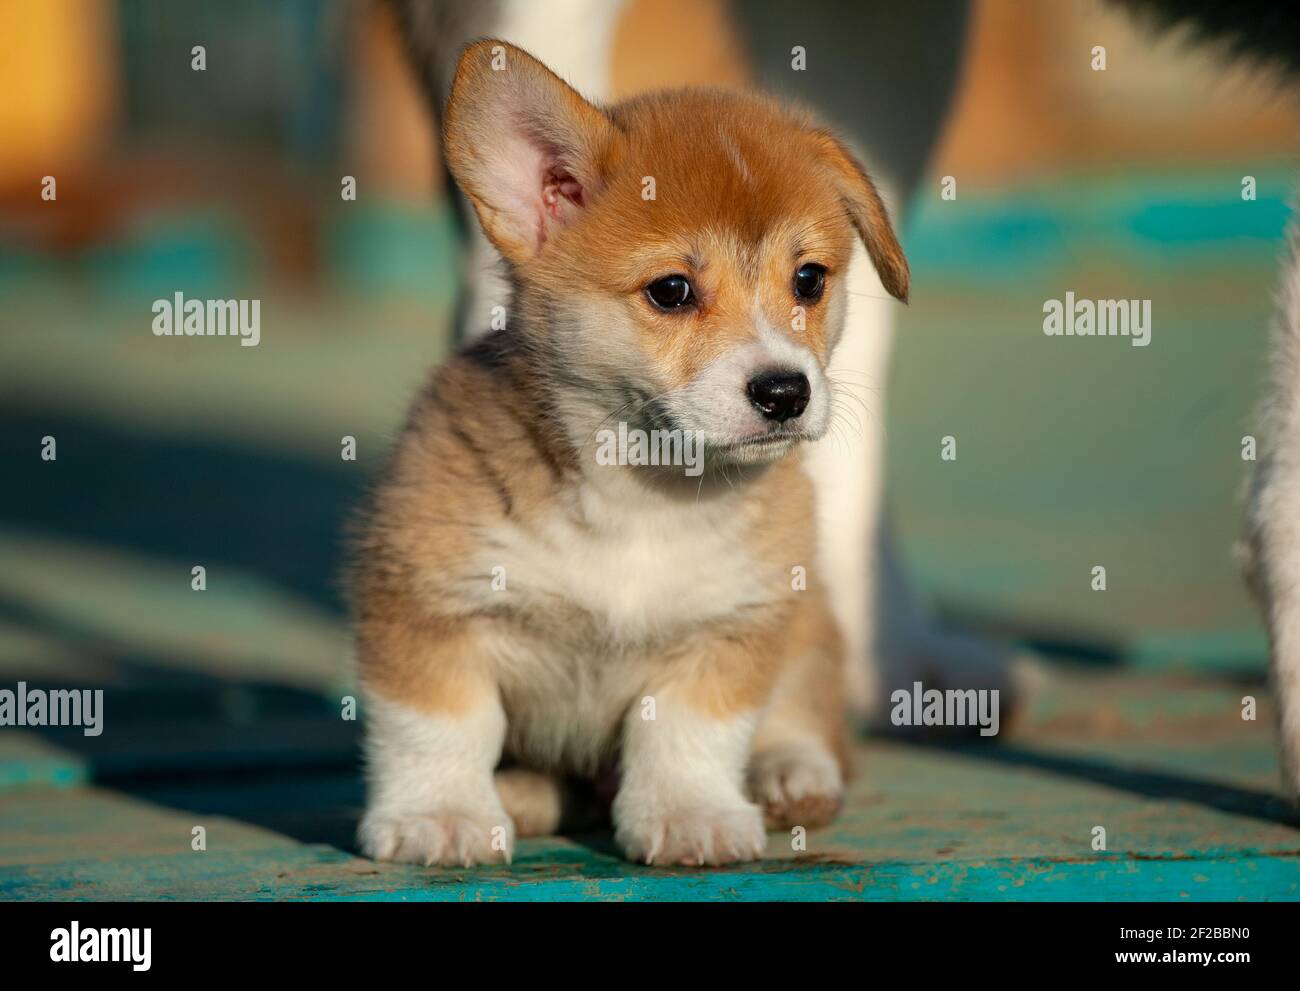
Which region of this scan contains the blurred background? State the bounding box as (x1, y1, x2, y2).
(2, 0, 1298, 880)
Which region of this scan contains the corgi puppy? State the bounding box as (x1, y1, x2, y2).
(349, 39, 909, 867)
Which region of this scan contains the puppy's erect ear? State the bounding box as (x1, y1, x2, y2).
(443, 40, 620, 266)
(809, 131, 910, 303)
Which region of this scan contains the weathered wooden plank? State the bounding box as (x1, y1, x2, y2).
(4, 842, 1297, 902)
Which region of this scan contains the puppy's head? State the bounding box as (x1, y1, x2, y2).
(444, 41, 908, 466)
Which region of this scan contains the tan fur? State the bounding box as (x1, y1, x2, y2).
(493, 767, 564, 837)
(351, 40, 906, 863)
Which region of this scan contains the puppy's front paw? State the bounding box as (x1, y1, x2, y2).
(613, 792, 766, 866)
(359, 807, 515, 867)
(748, 741, 843, 830)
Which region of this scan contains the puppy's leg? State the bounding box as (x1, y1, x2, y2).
(357, 627, 514, 866)
(494, 767, 610, 837)
(1245, 220, 1300, 802)
(748, 596, 848, 830)
(613, 640, 777, 866)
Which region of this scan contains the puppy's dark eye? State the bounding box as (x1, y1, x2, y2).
(794, 263, 826, 301)
(646, 275, 693, 310)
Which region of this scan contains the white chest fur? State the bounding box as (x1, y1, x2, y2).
(478, 475, 775, 646)
(462, 470, 781, 771)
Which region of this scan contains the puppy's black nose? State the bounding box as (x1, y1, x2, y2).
(747, 370, 811, 422)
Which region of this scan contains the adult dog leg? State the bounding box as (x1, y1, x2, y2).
(1245, 220, 1300, 802)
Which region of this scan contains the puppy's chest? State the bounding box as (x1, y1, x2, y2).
(475, 501, 777, 648)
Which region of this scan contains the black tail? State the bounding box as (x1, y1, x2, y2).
(1115, 0, 1300, 77)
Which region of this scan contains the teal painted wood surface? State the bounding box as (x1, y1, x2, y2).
(4, 845, 1298, 902)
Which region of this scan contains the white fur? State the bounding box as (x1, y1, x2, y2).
(718, 127, 754, 186)
(613, 694, 765, 865)
(1245, 217, 1300, 801)
(465, 463, 783, 776)
(661, 299, 832, 455)
(475, 470, 776, 643)
(491, 0, 625, 94)
(749, 738, 843, 807)
(358, 694, 515, 866)
(752, 294, 834, 436)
